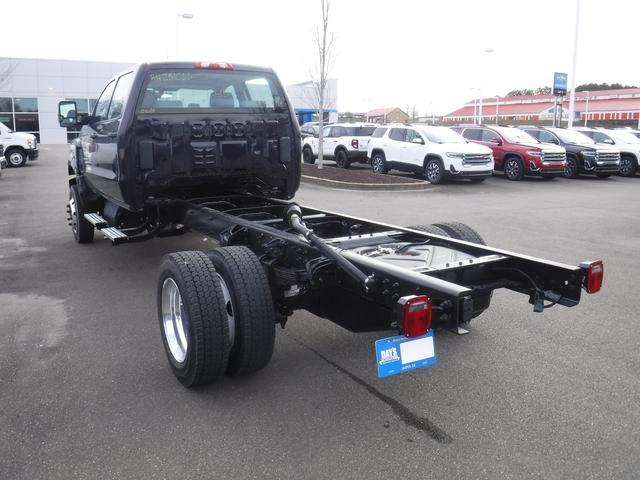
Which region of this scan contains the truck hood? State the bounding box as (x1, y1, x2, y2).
(594, 146, 620, 154)
(539, 144, 566, 154)
(441, 142, 492, 154)
(6, 131, 36, 142)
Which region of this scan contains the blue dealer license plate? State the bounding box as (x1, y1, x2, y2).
(375, 330, 436, 378)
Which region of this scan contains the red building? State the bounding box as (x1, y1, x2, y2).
(443, 88, 640, 127)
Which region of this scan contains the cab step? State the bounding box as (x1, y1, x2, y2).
(83, 213, 109, 229)
(83, 213, 128, 245)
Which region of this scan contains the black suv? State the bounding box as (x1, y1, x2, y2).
(521, 126, 620, 178)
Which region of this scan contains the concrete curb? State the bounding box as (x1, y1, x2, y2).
(301, 174, 431, 191)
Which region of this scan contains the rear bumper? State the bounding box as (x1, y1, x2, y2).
(27, 148, 39, 160)
(347, 150, 368, 159)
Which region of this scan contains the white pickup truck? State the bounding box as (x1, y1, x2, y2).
(302, 123, 377, 168)
(0, 122, 39, 168)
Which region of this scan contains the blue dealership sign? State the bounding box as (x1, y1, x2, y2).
(553, 72, 568, 96)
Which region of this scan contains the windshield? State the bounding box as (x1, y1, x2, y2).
(494, 126, 539, 144)
(613, 131, 640, 144)
(550, 128, 594, 144)
(420, 127, 466, 144)
(138, 69, 287, 113)
(0, 121, 11, 133)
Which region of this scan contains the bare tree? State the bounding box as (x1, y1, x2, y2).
(311, 0, 335, 169)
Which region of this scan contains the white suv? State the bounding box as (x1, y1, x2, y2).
(302, 123, 378, 168)
(575, 127, 640, 177)
(367, 124, 494, 184)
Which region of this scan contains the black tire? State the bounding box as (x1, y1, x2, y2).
(67, 184, 94, 243)
(596, 173, 611, 178)
(206, 246, 276, 377)
(302, 147, 315, 164)
(563, 156, 579, 179)
(406, 224, 451, 237)
(469, 177, 486, 183)
(335, 149, 350, 169)
(371, 151, 388, 174)
(430, 222, 486, 245)
(6, 149, 27, 168)
(157, 251, 230, 388)
(424, 158, 445, 184)
(618, 155, 638, 177)
(504, 156, 524, 181)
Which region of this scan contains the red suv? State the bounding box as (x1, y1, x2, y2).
(452, 125, 567, 180)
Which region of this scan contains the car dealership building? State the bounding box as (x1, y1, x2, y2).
(0, 56, 338, 144)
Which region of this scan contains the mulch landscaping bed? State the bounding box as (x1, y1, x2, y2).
(302, 162, 424, 185)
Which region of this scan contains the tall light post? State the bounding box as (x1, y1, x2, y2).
(584, 91, 590, 127)
(478, 48, 494, 125)
(567, 0, 581, 128)
(495, 96, 500, 124)
(175, 13, 194, 60)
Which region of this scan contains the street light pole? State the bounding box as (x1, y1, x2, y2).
(478, 48, 494, 125)
(175, 13, 194, 60)
(584, 91, 590, 127)
(568, 0, 581, 128)
(495, 96, 499, 124)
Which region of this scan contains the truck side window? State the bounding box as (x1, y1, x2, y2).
(389, 128, 405, 141)
(94, 81, 116, 122)
(404, 129, 420, 142)
(481, 130, 499, 142)
(322, 126, 331, 138)
(538, 130, 557, 143)
(593, 132, 614, 144)
(462, 128, 481, 141)
(107, 72, 134, 120)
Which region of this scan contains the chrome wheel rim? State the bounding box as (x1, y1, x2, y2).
(505, 160, 519, 178)
(215, 273, 235, 345)
(372, 156, 384, 173)
(68, 195, 78, 236)
(9, 152, 24, 166)
(426, 162, 440, 182)
(161, 278, 189, 364)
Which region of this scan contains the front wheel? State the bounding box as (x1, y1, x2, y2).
(335, 150, 350, 169)
(371, 152, 388, 174)
(424, 158, 444, 184)
(504, 157, 524, 181)
(6, 149, 27, 168)
(67, 185, 94, 243)
(157, 251, 230, 387)
(618, 155, 638, 177)
(563, 156, 579, 179)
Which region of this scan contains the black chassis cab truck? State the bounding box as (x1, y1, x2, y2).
(60, 62, 604, 388)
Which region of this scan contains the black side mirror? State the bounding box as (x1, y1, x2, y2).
(548, 137, 559, 145)
(58, 101, 79, 128)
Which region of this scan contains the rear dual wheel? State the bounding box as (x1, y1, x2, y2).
(157, 247, 276, 388)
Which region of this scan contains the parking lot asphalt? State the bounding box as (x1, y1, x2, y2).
(1, 145, 639, 480)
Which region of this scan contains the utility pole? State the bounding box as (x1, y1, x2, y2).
(567, 0, 581, 128)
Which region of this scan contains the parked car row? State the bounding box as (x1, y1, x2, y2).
(301, 120, 639, 184)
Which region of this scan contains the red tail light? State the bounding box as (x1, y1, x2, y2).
(194, 62, 234, 70)
(582, 260, 604, 293)
(398, 295, 432, 338)
(351, 139, 359, 148)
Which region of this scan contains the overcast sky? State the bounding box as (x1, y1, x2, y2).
(4, 0, 639, 115)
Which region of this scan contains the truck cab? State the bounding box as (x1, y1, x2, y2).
(59, 62, 301, 224)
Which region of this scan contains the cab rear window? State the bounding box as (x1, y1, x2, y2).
(138, 70, 287, 113)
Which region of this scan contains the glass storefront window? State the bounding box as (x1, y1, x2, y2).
(15, 114, 39, 132)
(14, 97, 38, 112)
(0, 97, 13, 112)
(0, 114, 14, 131)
